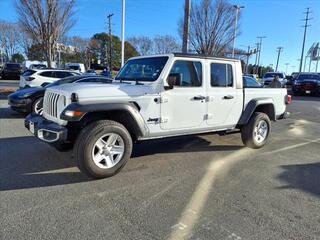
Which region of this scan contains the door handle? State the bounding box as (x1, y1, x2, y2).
(223, 95, 234, 100)
(193, 95, 206, 100)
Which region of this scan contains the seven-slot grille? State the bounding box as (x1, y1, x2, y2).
(44, 92, 61, 118)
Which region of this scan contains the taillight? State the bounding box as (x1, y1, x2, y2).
(285, 95, 292, 105)
(27, 77, 35, 81)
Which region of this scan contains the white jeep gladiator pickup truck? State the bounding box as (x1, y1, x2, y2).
(25, 53, 291, 178)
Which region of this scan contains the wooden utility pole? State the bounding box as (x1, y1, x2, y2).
(299, 8, 311, 73)
(182, 0, 190, 53)
(275, 47, 283, 72)
(107, 13, 114, 71)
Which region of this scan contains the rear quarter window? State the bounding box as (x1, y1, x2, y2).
(39, 71, 53, 77)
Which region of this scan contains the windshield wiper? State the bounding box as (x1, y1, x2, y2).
(115, 78, 131, 84)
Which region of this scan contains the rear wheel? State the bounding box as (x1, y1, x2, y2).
(75, 120, 133, 179)
(32, 97, 44, 115)
(241, 112, 271, 149)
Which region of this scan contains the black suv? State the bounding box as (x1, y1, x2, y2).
(1, 63, 22, 80)
(292, 73, 320, 96)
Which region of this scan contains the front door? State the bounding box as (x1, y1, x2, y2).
(160, 60, 206, 130)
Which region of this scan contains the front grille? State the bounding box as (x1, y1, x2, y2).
(44, 92, 63, 118)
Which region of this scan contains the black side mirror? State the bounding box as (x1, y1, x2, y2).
(167, 73, 181, 88)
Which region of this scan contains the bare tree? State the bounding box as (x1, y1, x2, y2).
(19, 31, 33, 57)
(0, 21, 21, 60)
(127, 36, 153, 55)
(15, 0, 76, 67)
(153, 35, 180, 54)
(68, 36, 92, 69)
(182, 0, 239, 56)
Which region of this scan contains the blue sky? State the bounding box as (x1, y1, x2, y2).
(0, 0, 320, 73)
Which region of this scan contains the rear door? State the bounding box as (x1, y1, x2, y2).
(206, 61, 243, 128)
(160, 59, 206, 130)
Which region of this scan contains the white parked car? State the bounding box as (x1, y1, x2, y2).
(262, 72, 286, 87)
(26, 53, 291, 179)
(19, 69, 80, 88)
(66, 63, 86, 73)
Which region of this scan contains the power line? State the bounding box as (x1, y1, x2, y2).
(275, 47, 283, 72)
(299, 7, 312, 73)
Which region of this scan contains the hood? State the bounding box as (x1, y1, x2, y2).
(47, 82, 157, 100)
(9, 87, 44, 98)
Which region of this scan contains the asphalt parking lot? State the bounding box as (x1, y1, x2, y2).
(1, 81, 320, 240)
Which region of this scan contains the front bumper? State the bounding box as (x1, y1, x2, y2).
(25, 113, 68, 143)
(8, 96, 32, 113)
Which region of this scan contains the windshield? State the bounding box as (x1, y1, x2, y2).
(68, 66, 80, 70)
(6, 63, 20, 69)
(45, 76, 83, 88)
(297, 74, 320, 80)
(31, 64, 46, 69)
(264, 73, 284, 78)
(115, 57, 169, 82)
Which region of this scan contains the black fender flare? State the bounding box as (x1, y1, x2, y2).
(237, 98, 275, 126)
(60, 102, 148, 137)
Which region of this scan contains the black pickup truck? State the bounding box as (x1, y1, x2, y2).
(1, 63, 22, 80)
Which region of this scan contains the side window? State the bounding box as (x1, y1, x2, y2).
(169, 60, 202, 87)
(243, 77, 261, 88)
(54, 71, 72, 78)
(39, 71, 53, 78)
(210, 63, 233, 87)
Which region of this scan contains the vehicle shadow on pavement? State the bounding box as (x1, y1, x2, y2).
(0, 136, 90, 191)
(277, 163, 320, 197)
(0, 107, 26, 119)
(132, 135, 243, 158)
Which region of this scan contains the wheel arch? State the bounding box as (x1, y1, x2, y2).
(62, 102, 148, 141)
(237, 98, 275, 126)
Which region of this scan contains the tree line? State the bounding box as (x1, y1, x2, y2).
(0, 0, 264, 72)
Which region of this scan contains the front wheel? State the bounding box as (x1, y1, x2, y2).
(32, 97, 44, 115)
(241, 112, 271, 149)
(75, 120, 133, 179)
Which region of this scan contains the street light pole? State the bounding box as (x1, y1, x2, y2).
(275, 47, 283, 72)
(121, 0, 125, 67)
(232, 5, 244, 58)
(285, 63, 290, 74)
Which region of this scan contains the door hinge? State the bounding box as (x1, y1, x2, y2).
(160, 97, 169, 103)
(204, 114, 213, 120)
(160, 117, 168, 123)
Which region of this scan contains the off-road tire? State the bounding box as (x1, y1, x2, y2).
(241, 112, 271, 149)
(75, 120, 133, 179)
(32, 97, 44, 115)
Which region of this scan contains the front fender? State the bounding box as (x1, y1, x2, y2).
(60, 102, 148, 137)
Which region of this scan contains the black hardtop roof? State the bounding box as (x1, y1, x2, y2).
(173, 53, 239, 62)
